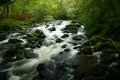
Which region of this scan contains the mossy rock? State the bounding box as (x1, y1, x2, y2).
(74, 66, 84, 79)
(64, 48, 70, 52)
(37, 63, 45, 72)
(79, 55, 98, 64)
(61, 44, 67, 48)
(0, 34, 7, 41)
(90, 35, 106, 45)
(94, 42, 104, 52)
(34, 29, 46, 38)
(8, 38, 23, 43)
(24, 51, 38, 59)
(61, 34, 69, 38)
(100, 51, 118, 65)
(4, 45, 24, 60)
(80, 46, 92, 54)
(109, 66, 120, 80)
(62, 23, 80, 33)
(48, 27, 56, 31)
(56, 38, 63, 43)
(56, 62, 68, 71)
(90, 64, 107, 77)
(72, 35, 84, 41)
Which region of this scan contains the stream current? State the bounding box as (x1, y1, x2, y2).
(0, 20, 86, 80)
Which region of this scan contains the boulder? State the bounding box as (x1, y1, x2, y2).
(56, 38, 63, 43)
(0, 33, 7, 41)
(62, 23, 81, 33)
(72, 35, 84, 41)
(61, 34, 69, 38)
(24, 51, 38, 59)
(61, 44, 67, 48)
(8, 38, 23, 43)
(48, 27, 56, 31)
(34, 29, 46, 39)
(64, 48, 70, 52)
(80, 46, 92, 54)
(56, 62, 68, 71)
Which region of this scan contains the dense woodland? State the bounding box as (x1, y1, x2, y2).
(0, 0, 120, 80)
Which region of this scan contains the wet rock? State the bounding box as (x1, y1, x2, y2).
(36, 44, 41, 48)
(80, 46, 92, 54)
(0, 72, 9, 80)
(8, 38, 23, 43)
(61, 34, 69, 38)
(59, 51, 64, 54)
(100, 49, 118, 65)
(3, 44, 25, 60)
(37, 63, 45, 72)
(56, 38, 63, 43)
(24, 51, 38, 59)
(72, 35, 84, 41)
(73, 46, 81, 50)
(26, 33, 32, 38)
(0, 33, 7, 41)
(109, 66, 120, 80)
(4, 46, 18, 58)
(64, 49, 70, 52)
(29, 44, 36, 49)
(37, 63, 45, 79)
(74, 66, 84, 79)
(61, 44, 67, 48)
(62, 23, 81, 33)
(48, 27, 56, 31)
(56, 62, 68, 71)
(16, 52, 24, 60)
(34, 29, 46, 39)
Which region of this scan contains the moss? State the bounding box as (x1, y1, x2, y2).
(56, 38, 63, 43)
(33, 29, 46, 39)
(72, 35, 84, 41)
(94, 42, 104, 52)
(101, 50, 118, 65)
(63, 23, 81, 33)
(80, 46, 92, 54)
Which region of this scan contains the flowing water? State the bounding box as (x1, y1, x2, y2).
(0, 20, 86, 80)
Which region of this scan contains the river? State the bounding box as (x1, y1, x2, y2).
(0, 20, 86, 80)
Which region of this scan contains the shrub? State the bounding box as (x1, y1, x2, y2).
(0, 19, 22, 31)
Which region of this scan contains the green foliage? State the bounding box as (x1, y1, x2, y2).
(75, 0, 120, 41)
(0, 19, 22, 31)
